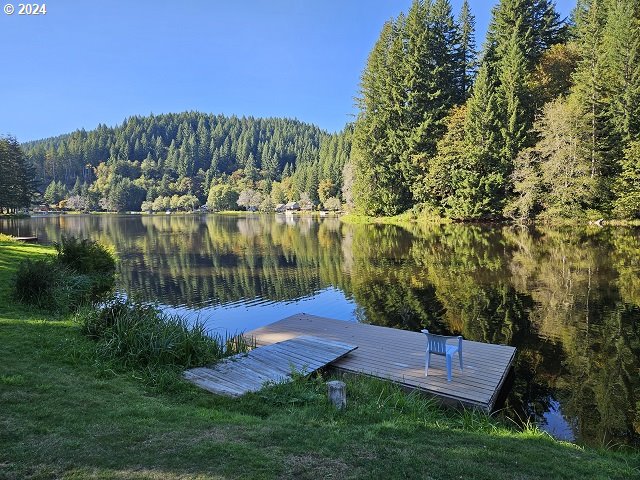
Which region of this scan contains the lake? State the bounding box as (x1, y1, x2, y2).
(1, 213, 639, 448)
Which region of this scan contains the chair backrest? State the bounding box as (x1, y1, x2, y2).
(421, 330, 462, 355)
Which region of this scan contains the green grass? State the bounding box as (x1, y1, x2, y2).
(340, 211, 640, 227)
(1, 241, 638, 479)
(340, 209, 452, 227)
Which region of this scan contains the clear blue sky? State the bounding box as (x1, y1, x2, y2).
(0, 0, 575, 142)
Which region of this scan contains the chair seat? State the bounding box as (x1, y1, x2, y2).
(445, 345, 459, 355)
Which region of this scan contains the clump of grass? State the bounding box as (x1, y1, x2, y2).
(76, 298, 252, 370)
(13, 258, 93, 312)
(0, 233, 15, 242)
(257, 369, 325, 407)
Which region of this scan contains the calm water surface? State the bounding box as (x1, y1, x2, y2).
(2, 213, 639, 448)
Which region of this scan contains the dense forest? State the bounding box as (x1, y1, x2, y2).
(13, 0, 640, 220)
(22, 113, 352, 213)
(350, 0, 640, 220)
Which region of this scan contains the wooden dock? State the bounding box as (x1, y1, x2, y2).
(184, 335, 357, 397)
(248, 314, 516, 411)
(15, 236, 38, 243)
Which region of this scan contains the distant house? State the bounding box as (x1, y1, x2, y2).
(33, 204, 50, 213)
(275, 203, 286, 213)
(285, 201, 300, 211)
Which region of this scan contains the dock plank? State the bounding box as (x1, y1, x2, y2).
(184, 335, 357, 396)
(248, 314, 516, 411)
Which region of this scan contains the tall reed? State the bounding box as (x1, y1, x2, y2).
(77, 299, 252, 369)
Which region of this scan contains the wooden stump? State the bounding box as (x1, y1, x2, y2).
(327, 380, 346, 410)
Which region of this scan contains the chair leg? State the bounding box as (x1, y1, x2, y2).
(459, 349, 463, 371)
(446, 354, 452, 381)
(425, 351, 430, 377)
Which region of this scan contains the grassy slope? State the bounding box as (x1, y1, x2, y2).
(1, 241, 638, 480)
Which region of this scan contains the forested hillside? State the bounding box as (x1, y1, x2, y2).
(23, 113, 351, 212)
(349, 0, 640, 221)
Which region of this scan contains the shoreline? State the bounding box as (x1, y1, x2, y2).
(7, 209, 640, 227)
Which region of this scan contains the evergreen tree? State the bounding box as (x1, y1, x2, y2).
(460, 0, 565, 215)
(0, 136, 35, 212)
(107, 177, 146, 212)
(530, 0, 568, 60)
(486, 0, 566, 69)
(456, 0, 478, 100)
(599, 0, 640, 145)
(613, 140, 640, 218)
(352, 20, 409, 215)
(497, 25, 531, 168)
(570, 0, 613, 208)
(463, 63, 504, 215)
(43, 180, 68, 205)
(71, 177, 82, 196)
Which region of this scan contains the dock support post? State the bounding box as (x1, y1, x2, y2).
(327, 380, 346, 410)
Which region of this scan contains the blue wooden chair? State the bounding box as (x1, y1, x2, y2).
(421, 330, 463, 381)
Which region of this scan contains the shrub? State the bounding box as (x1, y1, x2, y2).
(77, 299, 252, 369)
(14, 259, 92, 312)
(14, 236, 117, 312)
(55, 236, 116, 299)
(55, 236, 115, 275)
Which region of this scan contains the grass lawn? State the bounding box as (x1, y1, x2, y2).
(1, 241, 638, 479)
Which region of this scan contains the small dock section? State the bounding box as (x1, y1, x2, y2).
(184, 335, 357, 397)
(15, 236, 38, 243)
(248, 314, 516, 411)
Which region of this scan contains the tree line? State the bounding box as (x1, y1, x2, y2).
(350, 0, 640, 220)
(22, 113, 351, 213)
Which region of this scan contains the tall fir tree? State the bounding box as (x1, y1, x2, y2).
(486, 0, 566, 69)
(497, 25, 531, 169)
(463, 63, 505, 216)
(602, 0, 640, 216)
(0, 136, 35, 212)
(456, 0, 478, 100)
(352, 19, 411, 215)
(570, 0, 612, 209)
(599, 0, 640, 145)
